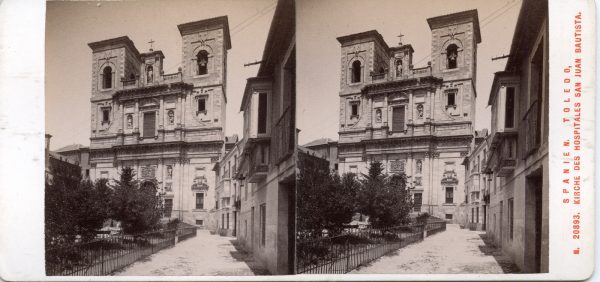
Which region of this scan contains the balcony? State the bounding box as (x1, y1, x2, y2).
(490, 134, 517, 177)
(273, 105, 294, 164)
(371, 72, 387, 81)
(121, 72, 183, 89)
(522, 101, 541, 156)
(245, 139, 270, 183)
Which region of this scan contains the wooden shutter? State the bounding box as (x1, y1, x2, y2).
(143, 112, 156, 138)
(258, 92, 268, 134)
(392, 106, 405, 131)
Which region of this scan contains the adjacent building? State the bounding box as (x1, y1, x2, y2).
(484, 0, 549, 273)
(302, 138, 339, 173)
(461, 129, 489, 231)
(86, 16, 232, 227)
(54, 144, 91, 179)
(212, 135, 241, 236)
(335, 10, 481, 221)
(235, 0, 295, 274)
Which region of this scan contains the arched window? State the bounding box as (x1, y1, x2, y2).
(196, 50, 209, 75)
(446, 44, 458, 69)
(102, 66, 113, 89)
(351, 60, 362, 83)
(146, 65, 154, 83)
(396, 59, 403, 76)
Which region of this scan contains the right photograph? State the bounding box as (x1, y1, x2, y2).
(296, 0, 549, 275)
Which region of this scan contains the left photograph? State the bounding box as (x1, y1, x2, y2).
(44, 0, 295, 276)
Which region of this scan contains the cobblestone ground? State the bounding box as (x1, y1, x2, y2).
(350, 224, 520, 274)
(114, 230, 269, 276)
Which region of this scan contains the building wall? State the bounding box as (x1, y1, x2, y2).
(486, 4, 549, 272)
(336, 11, 479, 221)
(88, 18, 229, 227)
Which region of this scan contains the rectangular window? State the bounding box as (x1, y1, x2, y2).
(258, 92, 268, 134)
(102, 108, 110, 123)
(227, 213, 230, 229)
(508, 198, 514, 240)
(221, 214, 225, 229)
(197, 98, 206, 113)
(447, 92, 456, 106)
(476, 207, 480, 224)
(413, 193, 422, 212)
(392, 106, 405, 131)
(195, 193, 205, 209)
(143, 112, 156, 138)
(445, 187, 454, 204)
(195, 220, 204, 226)
(164, 199, 173, 218)
(349, 165, 358, 174)
(351, 103, 359, 116)
(260, 204, 266, 246)
(100, 171, 108, 179)
(445, 214, 453, 220)
(85, 169, 90, 177)
(505, 87, 515, 128)
(500, 200, 504, 239)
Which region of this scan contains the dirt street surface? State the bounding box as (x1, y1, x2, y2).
(350, 224, 519, 274)
(114, 230, 269, 276)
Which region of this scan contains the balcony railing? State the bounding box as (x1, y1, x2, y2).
(371, 72, 387, 81)
(492, 134, 517, 177)
(161, 72, 183, 83)
(522, 101, 540, 156)
(411, 66, 432, 78)
(273, 105, 294, 164)
(120, 72, 183, 88)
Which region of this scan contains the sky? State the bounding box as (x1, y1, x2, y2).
(45, 0, 276, 151)
(296, 0, 522, 145)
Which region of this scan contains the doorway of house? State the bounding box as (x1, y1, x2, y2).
(526, 170, 543, 272)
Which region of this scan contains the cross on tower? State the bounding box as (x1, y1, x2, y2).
(397, 33, 404, 46)
(148, 39, 155, 51)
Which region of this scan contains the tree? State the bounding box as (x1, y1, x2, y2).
(45, 166, 110, 246)
(356, 161, 413, 228)
(296, 151, 357, 235)
(110, 167, 162, 234)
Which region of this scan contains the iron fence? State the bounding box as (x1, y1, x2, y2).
(46, 227, 197, 276)
(296, 221, 446, 274)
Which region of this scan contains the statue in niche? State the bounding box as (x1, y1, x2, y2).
(166, 165, 173, 179)
(417, 104, 424, 119)
(146, 65, 153, 83)
(375, 109, 382, 123)
(168, 110, 175, 125)
(416, 160, 423, 174)
(396, 59, 403, 76)
(126, 114, 133, 129)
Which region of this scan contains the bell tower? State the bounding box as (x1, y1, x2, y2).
(427, 10, 481, 83)
(427, 10, 481, 131)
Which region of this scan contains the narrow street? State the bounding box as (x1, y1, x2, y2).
(350, 224, 520, 274)
(113, 230, 269, 276)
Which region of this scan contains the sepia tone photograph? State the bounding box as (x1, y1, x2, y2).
(44, 0, 295, 276)
(296, 0, 549, 275)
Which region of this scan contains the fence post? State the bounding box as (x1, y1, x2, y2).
(345, 237, 350, 273)
(100, 243, 105, 275)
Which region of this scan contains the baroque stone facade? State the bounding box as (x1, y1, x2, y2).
(87, 16, 231, 227)
(336, 10, 481, 221)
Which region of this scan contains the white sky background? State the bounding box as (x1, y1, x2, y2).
(45, 0, 276, 151)
(297, 0, 522, 145)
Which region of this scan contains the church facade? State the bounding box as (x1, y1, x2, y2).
(87, 16, 231, 227)
(336, 10, 481, 221)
